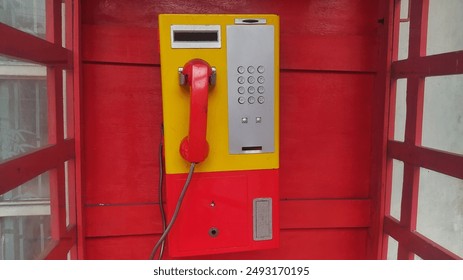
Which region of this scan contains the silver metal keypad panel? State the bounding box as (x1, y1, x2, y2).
(227, 25, 275, 154)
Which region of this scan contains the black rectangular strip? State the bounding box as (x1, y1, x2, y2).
(173, 31, 218, 42)
(242, 146, 263, 151)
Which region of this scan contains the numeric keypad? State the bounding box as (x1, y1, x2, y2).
(235, 65, 266, 105)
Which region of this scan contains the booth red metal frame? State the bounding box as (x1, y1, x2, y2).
(0, 0, 82, 259)
(381, 0, 463, 260)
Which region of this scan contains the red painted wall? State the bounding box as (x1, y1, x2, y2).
(81, 0, 380, 259)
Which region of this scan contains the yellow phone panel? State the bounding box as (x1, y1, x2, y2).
(159, 14, 279, 174)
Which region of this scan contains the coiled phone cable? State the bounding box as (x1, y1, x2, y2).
(149, 162, 196, 260)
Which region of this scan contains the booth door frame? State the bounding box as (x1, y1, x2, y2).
(0, 0, 83, 259)
(376, 0, 463, 260)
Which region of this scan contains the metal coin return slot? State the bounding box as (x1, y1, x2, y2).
(241, 146, 263, 152)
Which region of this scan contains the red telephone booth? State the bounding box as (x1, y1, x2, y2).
(0, 0, 462, 260)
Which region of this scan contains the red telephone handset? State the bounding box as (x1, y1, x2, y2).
(179, 59, 214, 163)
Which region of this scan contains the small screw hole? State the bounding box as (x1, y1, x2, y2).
(209, 227, 219, 238)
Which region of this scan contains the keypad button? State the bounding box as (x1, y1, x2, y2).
(248, 96, 255, 104)
(241, 117, 248, 123)
(237, 66, 245, 74)
(257, 76, 265, 84)
(247, 76, 255, 84)
(238, 86, 245, 94)
(247, 66, 255, 74)
(237, 76, 245, 84)
(258, 96, 265, 104)
(256, 117, 262, 123)
(248, 86, 255, 94)
(257, 66, 265, 73)
(238, 97, 245, 104)
(257, 86, 265, 94)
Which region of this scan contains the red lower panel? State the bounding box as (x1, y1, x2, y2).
(85, 229, 368, 260)
(165, 169, 279, 257)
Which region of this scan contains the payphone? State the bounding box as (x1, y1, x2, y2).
(156, 14, 279, 257)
